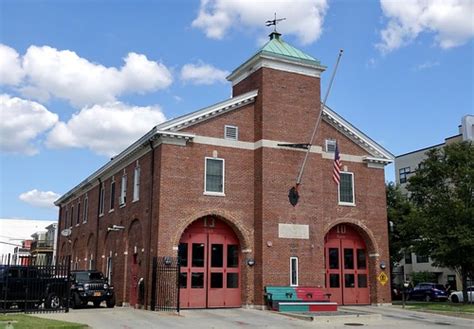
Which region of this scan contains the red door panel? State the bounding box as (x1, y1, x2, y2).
(179, 217, 241, 309)
(325, 225, 370, 305)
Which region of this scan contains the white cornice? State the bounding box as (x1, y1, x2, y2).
(157, 90, 258, 132)
(228, 54, 326, 86)
(322, 105, 394, 161)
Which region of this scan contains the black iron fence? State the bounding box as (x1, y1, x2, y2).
(151, 256, 180, 312)
(0, 254, 70, 313)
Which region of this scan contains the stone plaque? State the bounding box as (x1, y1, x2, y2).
(278, 223, 309, 239)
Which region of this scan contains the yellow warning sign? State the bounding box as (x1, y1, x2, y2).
(377, 272, 389, 286)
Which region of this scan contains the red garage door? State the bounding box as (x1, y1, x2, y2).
(325, 224, 369, 305)
(179, 217, 241, 308)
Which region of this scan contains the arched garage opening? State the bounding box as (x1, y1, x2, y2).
(178, 216, 241, 308)
(324, 223, 371, 305)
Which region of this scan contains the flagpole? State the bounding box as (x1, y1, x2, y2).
(295, 49, 344, 187)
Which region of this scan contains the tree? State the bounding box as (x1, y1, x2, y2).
(407, 141, 474, 303)
(386, 182, 416, 267)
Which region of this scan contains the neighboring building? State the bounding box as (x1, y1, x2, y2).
(12, 240, 33, 265)
(55, 32, 394, 309)
(394, 115, 473, 289)
(30, 223, 57, 265)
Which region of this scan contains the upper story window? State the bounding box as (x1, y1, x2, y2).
(325, 139, 337, 153)
(133, 162, 140, 202)
(99, 182, 105, 216)
(399, 167, 410, 184)
(339, 172, 355, 205)
(204, 157, 225, 195)
(110, 177, 115, 211)
(83, 195, 88, 223)
(120, 171, 127, 206)
(70, 205, 74, 227)
(290, 257, 298, 287)
(64, 207, 68, 229)
(416, 254, 429, 263)
(224, 125, 238, 141)
(76, 201, 81, 226)
(404, 251, 412, 264)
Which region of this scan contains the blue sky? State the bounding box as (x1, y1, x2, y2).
(0, 0, 473, 221)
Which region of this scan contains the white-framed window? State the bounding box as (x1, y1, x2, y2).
(70, 205, 74, 228)
(110, 177, 115, 211)
(338, 172, 355, 205)
(224, 125, 238, 140)
(83, 195, 88, 223)
(76, 201, 81, 226)
(89, 254, 94, 270)
(325, 139, 337, 152)
(399, 167, 410, 184)
(99, 182, 105, 216)
(64, 207, 68, 229)
(290, 257, 299, 286)
(133, 162, 140, 202)
(204, 157, 225, 195)
(106, 256, 113, 285)
(120, 171, 127, 206)
(63, 205, 68, 228)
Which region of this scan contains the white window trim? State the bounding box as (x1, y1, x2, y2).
(224, 125, 238, 141)
(290, 257, 299, 287)
(99, 183, 105, 217)
(75, 201, 81, 226)
(338, 171, 356, 206)
(109, 177, 115, 212)
(120, 171, 127, 207)
(133, 162, 140, 202)
(204, 157, 225, 196)
(325, 139, 337, 153)
(83, 195, 88, 223)
(70, 205, 74, 228)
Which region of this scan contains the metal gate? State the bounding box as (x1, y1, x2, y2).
(1, 254, 70, 314)
(151, 256, 180, 312)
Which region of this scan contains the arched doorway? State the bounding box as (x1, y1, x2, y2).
(324, 224, 370, 305)
(178, 216, 240, 308)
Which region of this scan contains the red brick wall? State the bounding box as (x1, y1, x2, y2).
(57, 64, 391, 308)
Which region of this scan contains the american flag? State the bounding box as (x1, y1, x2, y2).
(333, 143, 342, 185)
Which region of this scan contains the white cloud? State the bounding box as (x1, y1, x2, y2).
(0, 94, 58, 155)
(180, 62, 229, 85)
(192, 0, 329, 45)
(377, 0, 474, 54)
(19, 189, 60, 209)
(0, 44, 25, 85)
(46, 102, 166, 156)
(414, 60, 440, 71)
(1, 44, 173, 107)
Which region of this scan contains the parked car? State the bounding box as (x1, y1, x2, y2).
(407, 282, 448, 302)
(70, 270, 115, 308)
(0, 265, 68, 310)
(449, 286, 474, 303)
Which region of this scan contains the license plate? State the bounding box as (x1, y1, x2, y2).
(94, 292, 101, 297)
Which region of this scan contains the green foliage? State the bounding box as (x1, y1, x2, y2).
(386, 182, 416, 266)
(407, 141, 474, 302)
(410, 271, 437, 286)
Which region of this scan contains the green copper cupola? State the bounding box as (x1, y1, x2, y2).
(227, 32, 326, 86)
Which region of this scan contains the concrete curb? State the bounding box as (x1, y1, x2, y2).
(278, 311, 382, 324)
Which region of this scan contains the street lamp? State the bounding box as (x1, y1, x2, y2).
(402, 281, 410, 308)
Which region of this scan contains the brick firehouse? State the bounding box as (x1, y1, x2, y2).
(56, 32, 394, 309)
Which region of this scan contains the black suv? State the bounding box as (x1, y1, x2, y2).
(70, 270, 115, 308)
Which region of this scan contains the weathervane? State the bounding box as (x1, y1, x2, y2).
(265, 13, 286, 32)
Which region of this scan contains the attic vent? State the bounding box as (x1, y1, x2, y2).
(225, 125, 238, 140)
(325, 139, 337, 152)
